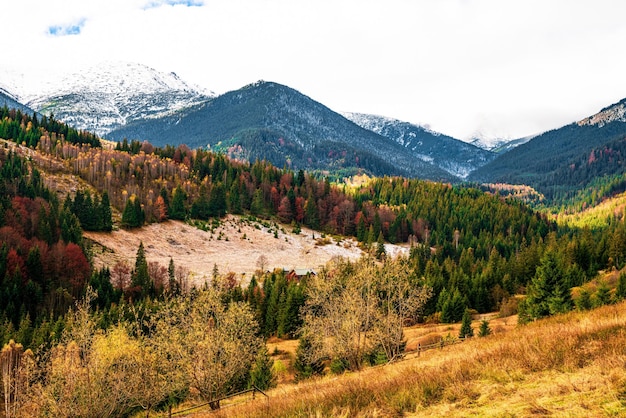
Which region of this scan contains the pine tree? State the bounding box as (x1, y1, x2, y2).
(459, 309, 473, 338)
(478, 319, 491, 337)
(131, 242, 152, 298)
(169, 186, 187, 220)
(99, 191, 113, 231)
(294, 335, 324, 382)
(575, 288, 593, 311)
(121, 195, 143, 229)
(249, 346, 276, 390)
(594, 281, 612, 307)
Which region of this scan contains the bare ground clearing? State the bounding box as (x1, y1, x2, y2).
(85, 215, 409, 287)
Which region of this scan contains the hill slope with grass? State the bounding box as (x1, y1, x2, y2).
(199, 302, 626, 417)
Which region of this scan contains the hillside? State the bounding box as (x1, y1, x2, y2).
(107, 81, 457, 181)
(469, 98, 626, 205)
(343, 112, 495, 178)
(85, 215, 407, 285)
(198, 302, 626, 417)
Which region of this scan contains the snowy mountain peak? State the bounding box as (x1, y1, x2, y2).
(11, 61, 215, 137)
(577, 99, 626, 128)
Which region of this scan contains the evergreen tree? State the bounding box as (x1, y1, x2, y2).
(594, 281, 612, 307)
(518, 249, 572, 323)
(121, 195, 144, 229)
(208, 182, 227, 217)
(478, 319, 491, 337)
(99, 191, 113, 231)
(575, 288, 593, 311)
(168, 258, 179, 295)
(131, 242, 152, 298)
(459, 309, 474, 338)
(249, 346, 276, 390)
(169, 186, 187, 220)
(294, 335, 324, 382)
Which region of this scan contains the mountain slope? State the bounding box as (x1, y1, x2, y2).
(20, 62, 213, 137)
(108, 81, 456, 181)
(469, 98, 626, 202)
(0, 87, 36, 115)
(343, 112, 495, 178)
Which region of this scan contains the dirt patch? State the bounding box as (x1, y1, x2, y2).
(85, 215, 409, 287)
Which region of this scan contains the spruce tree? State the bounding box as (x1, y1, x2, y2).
(478, 319, 491, 337)
(249, 346, 276, 390)
(169, 186, 187, 220)
(131, 242, 152, 298)
(459, 309, 474, 338)
(99, 191, 113, 231)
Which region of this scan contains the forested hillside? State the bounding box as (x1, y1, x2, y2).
(3, 105, 626, 415)
(470, 99, 626, 207)
(107, 81, 456, 181)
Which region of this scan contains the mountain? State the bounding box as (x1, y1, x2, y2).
(342, 112, 495, 179)
(12, 62, 214, 137)
(0, 86, 36, 115)
(108, 81, 457, 181)
(469, 98, 626, 203)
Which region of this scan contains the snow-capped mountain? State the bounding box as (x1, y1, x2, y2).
(342, 112, 495, 179)
(3, 62, 214, 137)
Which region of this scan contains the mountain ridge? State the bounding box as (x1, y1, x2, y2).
(342, 112, 496, 178)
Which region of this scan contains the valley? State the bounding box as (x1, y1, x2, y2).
(2, 64, 626, 417)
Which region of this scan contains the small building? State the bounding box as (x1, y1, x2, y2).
(283, 268, 317, 281)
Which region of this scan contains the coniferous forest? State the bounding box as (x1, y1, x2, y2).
(2, 105, 626, 415)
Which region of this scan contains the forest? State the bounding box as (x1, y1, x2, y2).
(2, 106, 626, 415)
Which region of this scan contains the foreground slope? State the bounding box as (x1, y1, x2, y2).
(204, 302, 626, 417)
(108, 81, 456, 181)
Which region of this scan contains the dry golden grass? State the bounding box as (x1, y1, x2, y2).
(186, 302, 626, 418)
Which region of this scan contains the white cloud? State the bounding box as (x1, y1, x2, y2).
(3, 0, 626, 140)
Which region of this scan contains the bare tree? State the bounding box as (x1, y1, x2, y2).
(153, 288, 261, 409)
(256, 254, 268, 273)
(301, 256, 431, 370)
(111, 261, 131, 291)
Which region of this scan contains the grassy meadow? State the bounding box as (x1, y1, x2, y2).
(189, 302, 626, 417)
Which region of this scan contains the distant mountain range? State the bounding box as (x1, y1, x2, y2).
(1, 62, 214, 137)
(3, 61, 626, 199)
(108, 80, 460, 181)
(342, 112, 495, 178)
(470, 98, 626, 202)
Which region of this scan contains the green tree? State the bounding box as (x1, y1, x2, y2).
(594, 281, 612, 307)
(478, 319, 491, 337)
(121, 195, 144, 229)
(131, 242, 152, 298)
(169, 186, 187, 220)
(518, 249, 572, 324)
(249, 346, 276, 391)
(99, 191, 113, 231)
(458, 309, 474, 339)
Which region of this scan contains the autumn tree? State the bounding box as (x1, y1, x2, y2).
(152, 288, 261, 409)
(301, 256, 430, 371)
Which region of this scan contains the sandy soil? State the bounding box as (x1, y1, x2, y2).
(84, 215, 409, 287)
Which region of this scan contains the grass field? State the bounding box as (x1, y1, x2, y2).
(185, 302, 626, 417)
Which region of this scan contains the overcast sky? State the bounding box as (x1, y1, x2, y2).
(3, 0, 626, 141)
